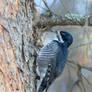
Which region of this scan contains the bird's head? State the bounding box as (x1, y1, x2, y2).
(60, 31, 73, 47)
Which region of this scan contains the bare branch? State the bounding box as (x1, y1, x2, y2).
(67, 63, 76, 69)
(41, 0, 60, 17)
(35, 13, 92, 27)
(68, 59, 92, 92)
(71, 80, 80, 92)
(81, 76, 86, 92)
(42, 0, 52, 12)
(35, 3, 47, 11)
(69, 61, 87, 92)
(34, 1, 92, 27)
(68, 60, 92, 72)
(70, 41, 92, 50)
(59, 0, 71, 13)
(82, 74, 92, 86)
(50, 0, 56, 8)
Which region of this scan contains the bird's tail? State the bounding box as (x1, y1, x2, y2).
(38, 64, 52, 92)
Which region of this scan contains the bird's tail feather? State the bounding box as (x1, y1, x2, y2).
(38, 64, 52, 92)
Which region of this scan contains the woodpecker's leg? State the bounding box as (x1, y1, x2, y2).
(36, 74, 40, 80)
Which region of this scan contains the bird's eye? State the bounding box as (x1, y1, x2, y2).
(62, 33, 65, 35)
(60, 31, 66, 35)
(61, 33, 65, 36)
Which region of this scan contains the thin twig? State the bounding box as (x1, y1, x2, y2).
(67, 63, 76, 69)
(42, 0, 51, 12)
(68, 60, 92, 72)
(50, 0, 56, 8)
(68, 59, 92, 92)
(35, 3, 47, 11)
(70, 42, 92, 50)
(81, 75, 86, 92)
(82, 74, 92, 86)
(59, 0, 71, 13)
(41, 0, 62, 18)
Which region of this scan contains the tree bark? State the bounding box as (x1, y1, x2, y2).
(0, 0, 36, 92)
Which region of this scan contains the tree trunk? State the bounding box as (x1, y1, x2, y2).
(0, 0, 36, 92)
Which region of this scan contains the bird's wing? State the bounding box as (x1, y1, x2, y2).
(37, 40, 60, 66)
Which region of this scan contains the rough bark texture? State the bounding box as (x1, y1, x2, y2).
(0, 0, 36, 92)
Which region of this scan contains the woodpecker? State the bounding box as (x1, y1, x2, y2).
(36, 31, 73, 92)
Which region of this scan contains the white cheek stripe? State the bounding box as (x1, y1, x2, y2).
(58, 31, 64, 43)
(60, 36, 64, 43)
